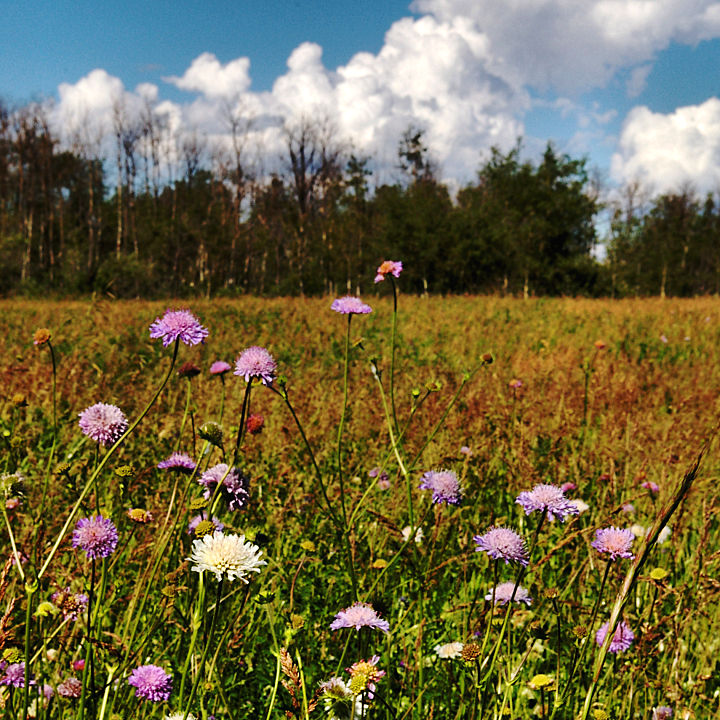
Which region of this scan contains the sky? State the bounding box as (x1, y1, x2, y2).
(3, 0, 720, 197)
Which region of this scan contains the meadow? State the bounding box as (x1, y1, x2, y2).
(0, 288, 718, 720)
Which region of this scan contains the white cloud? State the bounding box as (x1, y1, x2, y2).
(165, 52, 252, 98)
(626, 64, 652, 98)
(610, 99, 720, 194)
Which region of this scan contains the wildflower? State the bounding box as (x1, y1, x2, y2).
(401, 526, 423, 544)
(434, 642, 464, 659)
(630, 524, 645, 538)
(485, 581, 532, 606)
(650, 567, 669, 581)
(460, 643, 482, 662)
(621, 502, 635, 514)
(149, 309, 208, 347)
(127, 508, 153, 524)
(560, 481, 576, 492)
(460, 445, 472, 456)
(128, 664, 173, 702)
(198, 422, 223, 447)
(234, 346, 277, 385)
(591, 526, 635, 561)
(642, 481, 660, 493)
(331, 296, 372, 315)
(0, 662, 32, 687)
(209, 360, 231, 376)
(35, 601, 59, 618)
(474, 527, 529, 566)
(594, 339, 606, 350)
(529, 673, 554, 689)
(657, 525, 672, 545)
(57, 677, 83, 698)
(72, 515, 119, 559)
(177, 361, 201, 378)
(516, 483, 579, 521)
(33, 328, 51, 346)
(157, 452, 196, 473)
(51, 588, 89, 620)
(319, 677, 360, 720)
(166, 714, 197, 720)
(78, 402, 128, 446)
(188, 512, 224, 535)
(347, 655, 385, 697)
(652, 707, 673, 720)
(369, 466, 390, 490)
(198, 463, 249, 510)
(374, 260, 403, 283)
(330, 602, 390, 633)
(246, 413, 265, 435)
(189, 530, 266, 583)
(569, 498, 590, 514)
(72, 659, 85, 672)
(595, 620, 635, 653)
(419, 469, 462, 505)
(509, 378, 523, 389)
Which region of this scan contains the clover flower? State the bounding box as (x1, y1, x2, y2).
(128, 664, 173, 702)
(198, 463, 249, 511)
(374, 260, 403, 283)
(516, 483, 579, 521)
(149, 309, 208, 347)
(331, 296, 372, 315)
(591, 526, 635, 561)
(157, 452, 196, 472)
(57, 677, 83, 698)
(234, 346, 277, 385)
(78, 402, 128, 446)
(330, 602, 390, 633)
(209, 360, 232, 376)
(434, 642, 464, 659)
(419, 469, 462, 505)
(595, 620, 635, 653)
(485, 581, 532, 606)
(72, 515, 119, 559)
(474, 527, 529, 566)
(189, 531, 266, 583)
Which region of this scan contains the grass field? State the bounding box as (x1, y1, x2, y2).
(0, 294, 718, 720)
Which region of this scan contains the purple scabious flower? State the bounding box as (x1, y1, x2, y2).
(374, 260, 403, 283)
(157, 452, 196, 473)
(198, 463, 249, 511)
(72, 515, 119, 559)
(51, 588, 89, 621)
(419, 469, 462, 505)
(187, 512, 224, 535)
(331, 296, 372, 315)
(595, 620, 635, 653)
(516, 483, 579, 521)
(0, 662, 33, 688)
(485, 582, 532, 606)
(128, 664, 173, 702)
(210, 360, 232, 376)
(149, 309, 208, 347)
(57, 677, 83, 698)
(330, 602, 390, 633)
(234, 346, 277, 385)
(591, 526, 635, 561)
(78, 403, 128, 446)
(474, 527, 529, 566)
(652, 707, 673, 720)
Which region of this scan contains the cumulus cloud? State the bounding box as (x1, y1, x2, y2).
(610, 99, 720, 194)
(165, 52, 252, 98)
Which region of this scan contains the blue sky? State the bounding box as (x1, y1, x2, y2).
(3, 1, 720, 196)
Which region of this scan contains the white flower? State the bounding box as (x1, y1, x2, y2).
(401, 526, 424, 544)
(166, 714, 197, 720)
(434, 641, 464, 659)
(569, 498, 590, 514)
(630, 524, 646, 538)
(189, 531, 266, 583)
(657, 525, 672, 545)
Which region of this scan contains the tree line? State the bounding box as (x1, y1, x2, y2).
(1, 98, 719, 298)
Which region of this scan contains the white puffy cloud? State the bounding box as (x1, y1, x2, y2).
(165, 52, 252, 98)
(610, 99, 720, 194)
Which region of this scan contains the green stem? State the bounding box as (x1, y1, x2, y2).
(179, 575, 206, 704)
(233, 380, 252, 465)
(22, 580, 36, 720)
(336, 314, 352, 525)
(389, 277, 400, 435)
(176, 378, 193, 452)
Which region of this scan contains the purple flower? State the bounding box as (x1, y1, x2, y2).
(149, 309, 208, 347)
(51, 588, 89, 621)
(0, 662, 33, 688)
(591, 526, 635, 561)
(128, 664, 173, 702)
(642, 481, 660, 494)
(57, 677, 83, 698)
(595, 620, 635, 653)
(369, 466, 390, 490)
(516, 484, 579, 521)
(187, 512, 224, 535)
(330, 602, 390, 633)
(474, 527, 528, 566)
(652, 707, 673, 720)
(198, 463, 249, 511)
(157, 452, 196, 473)
(209, 360, 232, 376)
(331, 296, 372, 315)
(78, 403, 128, 446)
(485, 582, 532, 606)
(72, 515, 119, 559)
(234, 346, 277, 385)
(419, 469, 462, 505)
(374, 260, 403, 283)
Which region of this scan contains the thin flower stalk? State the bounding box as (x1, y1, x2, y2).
(37, 338, 181, 581)
(336, 314, 353, 525)
(37, 337, 58, 522)
(233, 379, 253, 466)
(389, 275, 400, 436)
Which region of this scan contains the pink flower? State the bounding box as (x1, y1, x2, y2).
(330, 602, 390, 633)
(331, 296, 372, 315)
(374, 260, 403, 283)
